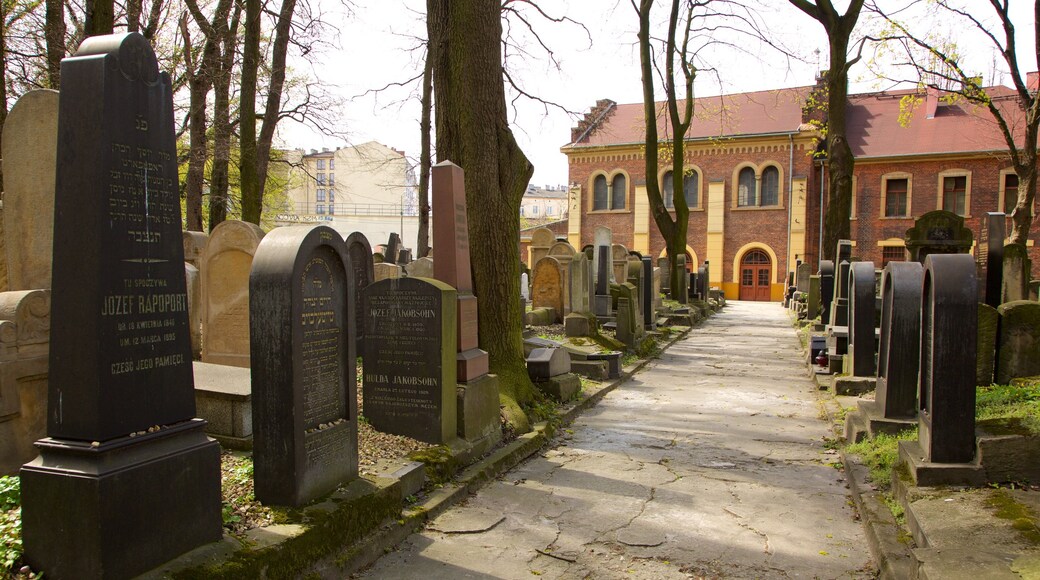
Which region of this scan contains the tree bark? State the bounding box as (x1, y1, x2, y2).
(417, 47, 433, 258)
(254, 0, 298, 204)
(428, 0, 535, 432)
(238, 0, 262, 224)
(85, 0, 114, 37)
(45, 0, 65, 88)
(209, 4, 241, 231)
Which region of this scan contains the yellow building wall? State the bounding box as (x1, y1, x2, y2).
(567, 185, 582, 248)
(789, 177, 808, 271)
(633, 185, 650, 254)
(706, 180, 725, 286)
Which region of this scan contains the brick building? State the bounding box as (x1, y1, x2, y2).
(559, 80, 1039, 301)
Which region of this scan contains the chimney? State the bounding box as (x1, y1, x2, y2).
(925, 86, 939, 119)
(1028, 71, 1039, 92)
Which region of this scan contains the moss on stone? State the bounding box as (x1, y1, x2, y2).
(986, 489, 1040, 546)
(407, 445, 460, 485)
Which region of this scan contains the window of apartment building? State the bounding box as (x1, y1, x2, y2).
(329, 158, 334, 170)
(520, 206, 525, 217)
(316, 204, 325, 214)
(881, 245, 906, 267)
(662, 170, 699, 209)
(611, 174, 627, 210)
(328, 189, 334, 203)
(940, 173, 968, 216)
(316, 189, 325, 202)
(317, 173, 326, 185)
(328, 203, 335, 216)
(547, 206, 554, 215)
(316, 159, 325, 170)
(328, 173, 335, 186)
(531, 206, 539, 216)
(737, 167, 756, 206)
(593, 175, 608, 210)
(761, 166, 780, 206)
(883, 176, 910, 217)
(1003, 172, 1019, 213)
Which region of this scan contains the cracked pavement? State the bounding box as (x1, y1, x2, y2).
(356, 301, 874, 579)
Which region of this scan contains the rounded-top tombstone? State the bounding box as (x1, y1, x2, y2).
(201, 219, 265, 367)
(345, 231, 374, 354)
(875, 261, 923, 420)
(532, 256, 564, 323)
(848, 261, 877, 377)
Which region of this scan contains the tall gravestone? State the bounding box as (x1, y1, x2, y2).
(20, 33, 221, 578)
(548, 241, 576, 315)
(529, 227, 554, 267)
(977, 303, 999, 386)
(848, 262, 877, 377)
(611, 244, 629, 285)
(362, 277, 457, 443)
(384, 232, 402, 265)
(345, 231, 374, 355)
(201, 219, 264, 368)
(995, 301, 1040, 384)
(807, 275, 821, 320)
(641, 257, 654, 329)
(875, 262, 923, 420)
(918, 254, 977, 463)
(676, 254, 689, 304)
(977, 212, 1005, 308)
(593, 226, 612, 287)
(533, 256, 564, 323)
(1001, 243, 1031, 303)
(250, 226, 358, 506)
(594, 245, 612, 316)
(182, 231, 208, 359)
(831, 260, 851, 327)
(568, 253, 592, 315)
(796, 262, 811, 293)
(819, 260, 835, 325)
(3, 89, 59, 292)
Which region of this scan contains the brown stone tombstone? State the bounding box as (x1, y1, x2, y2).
(533, 256, 564, 323)
(529, 227, 555, 267)
(250, 225, 358, 507)
(201, 219, 264, 368)
(20, 33, 221, 579)
(182, 231, 209, 271)
(611, 244, 629, 286)
(548, 241, 576, 314)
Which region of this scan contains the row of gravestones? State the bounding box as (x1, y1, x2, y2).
(13, 34, 498, 579)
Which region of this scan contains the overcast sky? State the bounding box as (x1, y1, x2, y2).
(277, 1, 1036, 188)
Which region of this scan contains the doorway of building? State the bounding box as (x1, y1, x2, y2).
(739, 249, 772, 301)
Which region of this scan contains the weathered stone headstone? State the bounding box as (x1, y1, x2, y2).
(696, 265, 708, 301)
(250, 225, 357, 507)
(977, 212, 1005, 308)
(201, 219, 264, 368)
(904, 210, 973, 263)
(807, 275, 821, 320)
(398, 248, 412, 264)
(405, 256, 434, 278)
(549, 242, 576, 312)
(362, 277, 457, 444)
(20, 33, 220, 578)
(641, 257, 654, 330)
(1001, 243, 1031, 303)
(848, 262, 877, 377)
(653, 266, 662, 310)
(593, 226, 612, 286)
(995, 300, 1040, 385)
(345, 231, 374, 355)
(568, 253, 592, 315)
(182, 231, 209, 272)
(533, 257, 564, 323)
(529, 227, 555, 267)
(185, 263, 202, 359)
(3, 89, 58, 292)
(830, 260, 851, 327)
(977, 303, 998, 386)
(384, 233, 402, 265)
(676, 254, 688, 304)
(374, 262, 401, 281)
(819, 260, 835, 325)
(876, 262, 923, 420)
(520, 272, 530, 301)
(616, 296, 635, 348)
(0, 290, 50, 475)
(594, 245, 612, 316)
(611, 244, 629, 285)
(918, 254, 977, 463)
(796, 262, 811, 293)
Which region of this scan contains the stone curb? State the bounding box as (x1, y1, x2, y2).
(802, 320, 915, 580)
(326, 320, 699, 577)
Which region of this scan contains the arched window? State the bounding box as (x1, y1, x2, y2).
(663, 171, 675, 208)
(684, 171, 699, 208)
(593, 175, 608, 210)
(761, 166, 780, 206)
(611, 174, 627, 210)
(737, 167, 756, 207)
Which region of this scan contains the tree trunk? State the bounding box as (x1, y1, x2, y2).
(126, 0, 141, 32)
(208, 5, 241, 231)
(254, 0, 298, 205)
(823, 34, 854, 260)
(45, 0, 65, 88)
(181, 18, 207, 231)
(416, 48, 433, 258)
(428, 0, 535, 432)
(238, 0, 262, 224)
(85, 0, 114, 37)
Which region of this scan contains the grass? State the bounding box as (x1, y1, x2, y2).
(844, 428, 919, 492)
(976, 382, 1040, 434)
(0, 476, 22, 574)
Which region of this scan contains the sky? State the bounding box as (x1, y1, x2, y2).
(276, 0, 1036, 188)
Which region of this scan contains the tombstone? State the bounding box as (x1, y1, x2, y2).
(345, 232, 374, 356)
(185, 263, 202, 359)
(626, 258, 644, 309)
(611, 243, 629, 285)
(520, 272, 530, 301)
(529, 227, 555, 267)
(19, 33, 221, 578)
(405, 256, 435, 278)
(362, 277, 457, 444)
(796, 262, 811, 294)
(250, 225, 357, 507)
(918, 254, 977, 463)
(848, 262, 877, 377)
(384, 233, 402, 265)
(568, 253, 592, 315)
(1001, 243, 1031, 303)
(0, 290, 51, 475)
(830, 260, 851, 327)
(875, 262, 923, 420)
(182, 231, 209, 272)
(977, 303, 998, 386)
(532, 257, 564, 323)
(201, 219, 264, 368)
(641, 257, 654, 329)
(616, 297, 635, 348)
(593, 226, 612, 287)
(976, 212, 1006, 308)
(652, 266, 662, 310)
(694, 265, 707, 301)
(430, 162, 497, 447)
(995, 301, 1040, 385)
(676, 255, 689, 304)
(373, 262, 401, 281)
(548, 242, 576, 314)
(807, 275, 821, 320)
(904, 210, 974, 264)
(594, 245, 612, 316)
(1030, 280, 1040, 301)
(835, 239, 853, 266)
(3, 89, 58, 292)
(819, 260, 835, 325)
(398, 248, 412, 265)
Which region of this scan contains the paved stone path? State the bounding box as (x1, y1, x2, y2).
(358, 301, 874, 579)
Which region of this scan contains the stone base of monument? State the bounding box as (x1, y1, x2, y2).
(843, 401, 915, 444)
(898, 426, 1040, 487)
(833, 376, 876, 396)
(594, 295, 611, 317)
(525, 307, 556, 326)
(193, 361, 252, 450)
(365, 459, 427, 501)
(569, 360, 609, 380)
(828, 354, 843, 374)
(20, 419, 221, 579)
(564, 313, 592, 337)
(457, 374, 502, 454)
(587, 352, 622, 379)
(535, 373, 581, 402)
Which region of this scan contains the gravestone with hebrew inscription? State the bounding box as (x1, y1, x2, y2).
(250, 225, 357, 507)
(345, 231, 374, 355)
(201, 219, 264, 368)
(20, 33, 221, 579)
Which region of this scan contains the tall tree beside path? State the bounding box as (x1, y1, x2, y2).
(789, 0, 865, 261)
(871, 0, 1040, 246)
(427, 0, 536, 432)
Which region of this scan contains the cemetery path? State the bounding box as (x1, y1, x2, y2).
(356, 301, 874, 579)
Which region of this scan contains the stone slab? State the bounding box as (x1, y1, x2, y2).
(534, 372, 581, 402)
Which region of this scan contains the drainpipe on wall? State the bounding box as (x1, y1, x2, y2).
(786, 133, 795, 278)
